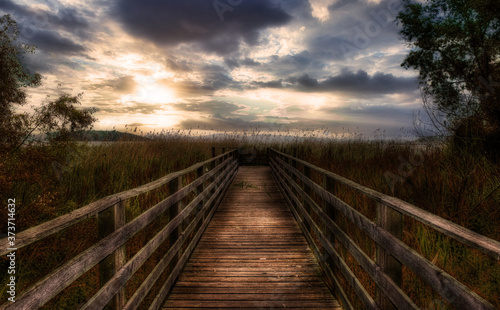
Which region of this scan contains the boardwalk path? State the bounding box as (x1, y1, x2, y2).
(163, 166, 340, 309)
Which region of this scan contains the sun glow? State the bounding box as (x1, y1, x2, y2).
(135, 83, 176, 104)
(120, 77, 177, 105)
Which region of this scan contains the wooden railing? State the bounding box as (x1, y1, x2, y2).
(0, 149, 239, 310)
(269, 148, 500, 310)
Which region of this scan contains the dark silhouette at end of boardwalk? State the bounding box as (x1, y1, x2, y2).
(164, 166, 341, 309)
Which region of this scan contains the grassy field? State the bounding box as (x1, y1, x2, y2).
(1, 133, 499, 308)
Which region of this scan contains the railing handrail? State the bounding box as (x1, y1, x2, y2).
(269, 148, 498, 310)
(269, 148, 500, 260)
(0, 149, 239, 310)
(0, 151, 234, 256)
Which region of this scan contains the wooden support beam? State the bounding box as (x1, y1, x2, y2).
(376, 202, 403, 310)
(98, 200, 126, 310)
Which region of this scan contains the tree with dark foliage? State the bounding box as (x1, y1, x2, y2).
(0, 14, 97, 154)
(0, 14, 97, 228)
(397, 0, 500, 159)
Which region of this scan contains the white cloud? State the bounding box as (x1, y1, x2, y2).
(308, 0, 337, 22)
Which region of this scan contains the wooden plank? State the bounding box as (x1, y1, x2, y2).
(172, 282, 327, 288)
(170, 287, 331, 294)
(167, 293, 336, 300)
(376, 202, 403, 310)
(0, 150, 237, 257)
(270, 149, 500, 261)
(149, 161, 239, 310)
(272, 157, 418, 309)
(163, 167, 340, 310)
(271, 161, 378, 309)
(273, 155, 496, 310)
(98, 199, 127, 310)
(164, 300, 339, 308)
(0, 158, 236, 310)
(123, 163, 238, 310)
(81, 161, 238, 310)
(164, 308, 336, 310)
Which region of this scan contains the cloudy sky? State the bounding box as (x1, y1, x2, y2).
(1, 0, 427, 138)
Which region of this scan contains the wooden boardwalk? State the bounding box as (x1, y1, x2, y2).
(163, 166, 340, 309)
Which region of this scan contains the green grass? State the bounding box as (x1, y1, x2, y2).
(1, 133, 498, 308)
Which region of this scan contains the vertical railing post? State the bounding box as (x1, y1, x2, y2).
(302, 164, 312, 231)
(376, 202, 403, 310)
(196, 165, 204, 215)
(211, 147, 216, 187)
(291, 152, 298, 188)
(322, 174, 337, 277)
(98, 200, 126, 310)
(168, 177, 182, 268)
(222, 147, 225, 154)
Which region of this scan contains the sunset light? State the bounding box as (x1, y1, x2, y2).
(0, 0, 427, 138)
(2, 1, 499, 309)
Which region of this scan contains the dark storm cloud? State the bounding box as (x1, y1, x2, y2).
(114, 0, 291, 55)
(289, 69, 417, 94)
(308, 35, 352, 61)
(0, 0, 90, 55)
(307, 0, 405, 61)
(30, 29, 86, 54)
(166, 58, 192, 72)
(223, 57, 263, 70)
(251, 80, 284, 89)
(241, 57, 261, 67)
(48, 6, 91, 34)
(21, 49, 86, 74)
(254, 51, 325, 77)
(204, 72, 239, 91)
(0, 0, 92, 37)
(224, 58, 240, 69)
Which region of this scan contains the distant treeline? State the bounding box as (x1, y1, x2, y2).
(46, 130, 149, 142)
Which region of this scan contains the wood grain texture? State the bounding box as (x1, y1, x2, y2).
(272, 154, 496, 310)
(0, 157, 237, 310)
(0, 151, 237, 257)
(269, 149, 500, 261)
(163, 166, 341, 309)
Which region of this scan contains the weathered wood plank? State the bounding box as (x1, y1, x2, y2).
(271, 150, 497, 310)
(81, 161, 238, 309)
(272, 160, 378, 310)
(163, 166, 340, 309)
(164, 300, 339, 308)
(270, 149, 500, 261)
(0, 157, 236, 310)
(167, 293, 336, 300)
(272, 157, 418, 309)
(122, 163, 238, 310)
(149, 161, 239, 310)
(0, 151, 237, 257)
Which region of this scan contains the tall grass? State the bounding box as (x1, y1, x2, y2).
(1, 131, 498, 308)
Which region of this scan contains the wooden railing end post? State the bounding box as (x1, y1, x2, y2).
(376, 202, 403, 310)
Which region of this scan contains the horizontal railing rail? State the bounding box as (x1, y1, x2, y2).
(269, 148, 499, 310)
(0, 149, 239, 310)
